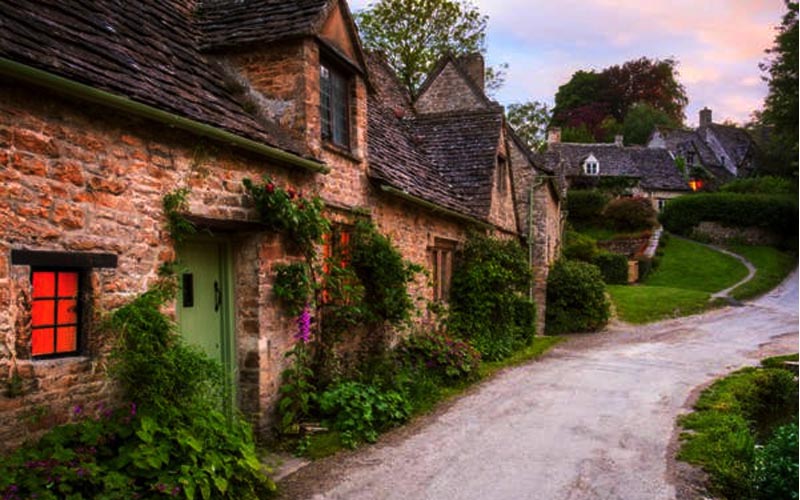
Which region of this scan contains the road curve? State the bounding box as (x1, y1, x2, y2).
(279, 271, 798, 500)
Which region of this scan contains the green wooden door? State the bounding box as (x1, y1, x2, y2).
(177, 240, 233, 390)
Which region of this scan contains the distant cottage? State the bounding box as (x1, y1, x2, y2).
(0, 0, 562, 445)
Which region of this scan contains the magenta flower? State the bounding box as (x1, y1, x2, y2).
(295, 305, 311, 343)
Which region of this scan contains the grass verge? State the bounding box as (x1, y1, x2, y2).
(676, 354, 799, 499)
(644, 237, 749, 292)
(607, 285, 711, 324)
(727, 244, 797, 300)
(296, 336, 564, 459)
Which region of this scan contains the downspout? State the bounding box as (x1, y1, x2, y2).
(0, 58, 329, 174)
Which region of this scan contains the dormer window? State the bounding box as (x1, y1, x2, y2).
(583, 154, 599, 175)
(686, 151, 696, 166)
(320, 63, 351, 149)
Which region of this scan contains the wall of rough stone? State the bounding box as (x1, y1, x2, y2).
(693, 221, 781, 246)
(415, 62, 487, 114)
(531, 180, 563, 335)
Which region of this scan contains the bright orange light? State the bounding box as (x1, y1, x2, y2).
(689, 179, 704, 192)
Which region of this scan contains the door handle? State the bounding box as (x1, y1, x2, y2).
(214, 281, 222, 312)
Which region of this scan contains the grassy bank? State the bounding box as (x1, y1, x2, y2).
(728, 245, 796, 300)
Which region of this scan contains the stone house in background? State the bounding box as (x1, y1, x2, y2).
(647, 107, 760, 185)
(545, 130, 691, 211)
(0, 0, 561, 445)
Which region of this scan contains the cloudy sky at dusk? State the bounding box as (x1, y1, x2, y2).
(349, 0, 785, 127)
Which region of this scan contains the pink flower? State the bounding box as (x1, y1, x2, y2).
(295, 305, 311, 343)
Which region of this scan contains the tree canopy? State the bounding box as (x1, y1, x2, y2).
(506, 101, 551, 152)
(355, 0, 501, 97)
(550, 57, 688, 142)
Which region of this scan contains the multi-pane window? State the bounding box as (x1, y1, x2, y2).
(429, 238, 457, 302)
(686, 151, 696, 166)
(31, 270, 80, 357)
(320, 63, 350, 148)
(584, 160, 599, 175)
(657, 198, 667, 212)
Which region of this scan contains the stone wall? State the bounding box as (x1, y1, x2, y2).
(693, 221, 781, 246)
(415, 62, 486, 114)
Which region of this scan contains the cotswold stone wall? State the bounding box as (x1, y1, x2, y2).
(415, 62, 485, 114)
(693, 221, 781, 246)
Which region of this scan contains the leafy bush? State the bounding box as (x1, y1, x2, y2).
(398, 329, 481, 383)
(545, 259, 610, 335)
(318, 381, 410, 448)
(720, 176, 796, 195)
(592, 252, 629, 284)
(0, 281, 275, 499)
(566, 190, 610, 225)
(277, 344, 317, 433)
(659, 192, 798, 244)
(448, 234, 536, 361)
(602, 197, 658, 232)
(273, 263, 312, 317)
(752, 421, 799, 500)
(562, 230, 599, 262)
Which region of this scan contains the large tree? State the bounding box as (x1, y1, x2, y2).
(506, 101, 551, 152)
(622, 103, 680, 145)
(355, 0, 500, 97)
(550, 57, 688, 141)
(758, 0, 798, 177)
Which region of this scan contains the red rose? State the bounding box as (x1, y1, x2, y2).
(266, 183, 275, 194)
(287, 187, 297, 199)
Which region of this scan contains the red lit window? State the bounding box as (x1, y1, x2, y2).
(321, 227, 352, 304)
(31, 270, 80, 357)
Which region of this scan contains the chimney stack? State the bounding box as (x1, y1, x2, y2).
(699, 107, 712, 127)
(547, 127, 561, 144)
(614, 134, 624, 146)
(456, 53, 485, 91)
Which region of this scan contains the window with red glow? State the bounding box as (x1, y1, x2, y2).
(321, 228, 352, 304)
(31, 270, 80, 356)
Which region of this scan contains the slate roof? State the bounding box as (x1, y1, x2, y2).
(655, 127, 719, 167)
(546, 143, 690, 192)
(0, 0, 311, 159)
(700, 124, 754, 169)
(197, 0, 331, 52)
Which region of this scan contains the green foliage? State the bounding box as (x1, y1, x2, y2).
(592, 252, 628, 284)
(607, 284, 709, 324)
(562, 230, 599, 262)
(506, 100, 551, 151)
(277, 344, 317, 434)
(659, 193, 799, 246)
(273, 263, 312, 317)
(760, 352, 799, 370)
(243, 177, 329, 256)
(566, 189, 610, 225)
(355, 0, 498, 97)
(729, 244, 797, 300)
(447, 234, 536, 361)
(602, 197, 657, 232)
(163, 188, 196, 244)
(752, 421, 799, 500)
(318, 381, 410, 448)
(560, 124, 596, 143)
(397, 329, 481, 383)
(621, 102, 679, 145)
(678, 365, 799, 500)
(720, 176, 796, 194)
(545, 259, 610, 334)
(349, 220, 421, 325)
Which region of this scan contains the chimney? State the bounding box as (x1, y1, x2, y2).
(699, 107, 712, 127)
(456, 53, 485, 91)
(614, 134, 624, 147)
(547, 127, 561, 144)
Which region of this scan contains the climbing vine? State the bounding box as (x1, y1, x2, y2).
(162, 187, 196, 244)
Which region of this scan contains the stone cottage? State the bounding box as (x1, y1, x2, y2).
(545, 130, 691, 211)
(0, 0, 561, 445)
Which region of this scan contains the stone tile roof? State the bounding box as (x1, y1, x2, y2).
(197, 0, 331, 52)
(367, 96, 472, 215)
(632, 148, 691, 191)
(701, 124, 754, 169)
(656, 127, 719, 167)
(0, 0, 310, 158)
(412, 110, 504, 218)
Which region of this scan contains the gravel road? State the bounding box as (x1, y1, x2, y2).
(279, 271, 798, 500)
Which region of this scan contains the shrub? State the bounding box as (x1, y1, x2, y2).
(545, 260, 610, 335)
(272, 263, 312, 317)
(602, 197, 658, 232)
(562, 230, 599, 262)
(448, 234, 536, 361)
(659, 193, 798, 244)
(635, 256, 659, 281)
(318, 381, 410, 448)
(752, 421, 799, 500)
(720, 176, 796, 195)
(566, 190, 610, 225)
(397, 329, 481, 383)
(592, 252, 629, 284)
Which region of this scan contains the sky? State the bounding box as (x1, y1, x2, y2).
(348, 0, 785, 127)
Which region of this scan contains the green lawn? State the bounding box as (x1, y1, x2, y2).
(728, 245, 797, 300)
(643, 237, 749, 292)
(609, 237, 748, 323)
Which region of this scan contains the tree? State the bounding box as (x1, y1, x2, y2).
(622, 103, 679, 145)
(355, 0, 502, 97)
(506, 101, 551, 151)
(759, 0, 798, 177)
(551, 71, 608, 125)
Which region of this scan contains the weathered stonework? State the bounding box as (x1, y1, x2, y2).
(415, 62, 487, 114)
(693, 221, 781, 246)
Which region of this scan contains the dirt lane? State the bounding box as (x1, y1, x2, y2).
(279, 271, 798, 500)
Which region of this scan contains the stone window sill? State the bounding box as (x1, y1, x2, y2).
(323, 142, 362, 163)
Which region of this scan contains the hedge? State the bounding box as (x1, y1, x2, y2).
(566, 190, 610, 225)
(659, 193, 798, 243)
(603, 197, 658, 232)
(720, 176, 796, 195)
(562, 230, 599, 262)
(545, 259, 610, 335)
(592, 252, 628, 284)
